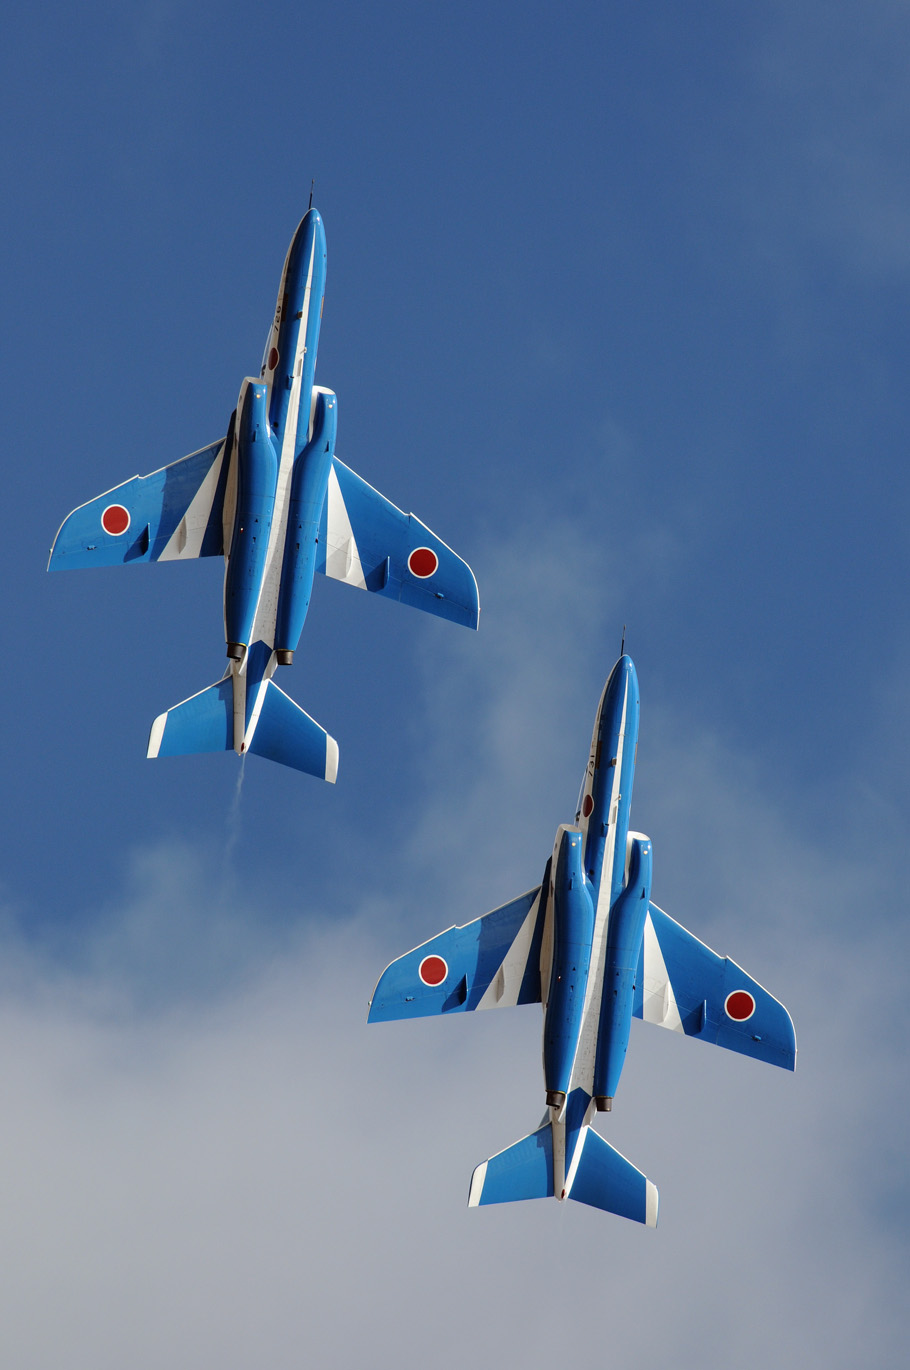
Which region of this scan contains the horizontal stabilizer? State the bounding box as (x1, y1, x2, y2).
(245, 681, 339, 781)
(634, 903, 796, 1071)
(568, 1127, 658, 1226)
(317, 457, 479, 629)
(147, 678, 233, 758)
(368, 883, 545, 1022)
(468, 1122, 658, 1224)
(468, 1124, 554, 1207)
(147, 677, 338, 781)
(49, 438, 229, 569)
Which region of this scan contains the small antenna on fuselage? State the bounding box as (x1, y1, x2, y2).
(308, 179, 315, 210)
(620, 624, 626, 656)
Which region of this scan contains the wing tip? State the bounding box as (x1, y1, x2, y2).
(646, 1179, 659, 1228)
(467, 1161, 488, 1208)
(147, 711, 167, 758)
(325, 735, 339, 784)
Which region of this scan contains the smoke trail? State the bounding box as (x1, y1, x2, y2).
(222, 757, 246, 883)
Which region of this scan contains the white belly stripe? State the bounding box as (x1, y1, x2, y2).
(248, 236, 317, 650)
(569, 678, 630, 1094)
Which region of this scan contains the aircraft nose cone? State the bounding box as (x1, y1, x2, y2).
(618, 655, 639, 707)
(282, 209, 327, 308)
(618, 653, 637, 689)
(289, 207, 326, 262)
(596, 653, 640, 738)
(609, 653, 638, 696)
(301, 206, 325, 242)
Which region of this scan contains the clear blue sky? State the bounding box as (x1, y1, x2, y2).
(1, 2, 907, 1365)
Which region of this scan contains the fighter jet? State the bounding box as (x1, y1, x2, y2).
(368, 656, 795, 1224)
(48, 208, 479, 779)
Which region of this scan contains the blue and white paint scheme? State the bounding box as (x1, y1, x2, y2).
(369, 656, 796, 1224)
(48, 209, 480, 780)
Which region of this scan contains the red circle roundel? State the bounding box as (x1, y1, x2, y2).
(418, 954, 448, 987)
(582, 794, 594, 818)
(408, 547, 439, 579)
(268, 346, 280, 371)
(101, 504, 130, 536)
(724, 989, 756, 1022)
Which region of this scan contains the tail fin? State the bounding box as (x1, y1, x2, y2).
(568, 1127, 658, 1226)
(468, 1123, 554, 1207)
(468, 1122, 658, 1226)
(147, 677, 338, 781)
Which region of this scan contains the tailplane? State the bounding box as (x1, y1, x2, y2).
(468, 1123, 554, 1207)
(245, 679, 338, 780)
(468, 1122, 658, 1226)
(568, 1127, 658, 1225)
(147, 677, 233, 758)
(147, 677, 338, 781)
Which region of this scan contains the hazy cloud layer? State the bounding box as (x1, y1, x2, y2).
(0, 621, 905, 1368)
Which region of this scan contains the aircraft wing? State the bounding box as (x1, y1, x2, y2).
(317, 456, 480, 629)
(368, 885, 545, 1022)
(48, 438, 229, 570)
(633, 903, 796, 1071)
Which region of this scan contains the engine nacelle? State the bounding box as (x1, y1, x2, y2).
(223, 379, 279, 654)
(274, 388, 338, 659)
(542, 825, 595, 1105)
(593, 833, 653, 1107)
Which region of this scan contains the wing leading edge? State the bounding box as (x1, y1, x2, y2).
(368, 885, 545, 1022)
(633, 902, 796, 1071)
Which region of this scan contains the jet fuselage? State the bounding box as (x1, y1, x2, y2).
(539, 655, 650, 1193)
(223, 210, 331, 755)
(50, 207, 480, 778)
(263, 206, 332, 662)
(368, 652, 794, 1220)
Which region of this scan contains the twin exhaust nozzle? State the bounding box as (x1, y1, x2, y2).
(546, 1090, 613, 1112)
(227, 643, 294, 666)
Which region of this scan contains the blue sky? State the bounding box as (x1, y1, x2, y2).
(2, 2, 908, 1364)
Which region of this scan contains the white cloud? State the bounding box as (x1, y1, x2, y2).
(0, 599, 905, 1366)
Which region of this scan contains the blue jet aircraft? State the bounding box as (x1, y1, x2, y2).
(49, 208, 479, 779)
(369, 656, 796, 1224)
